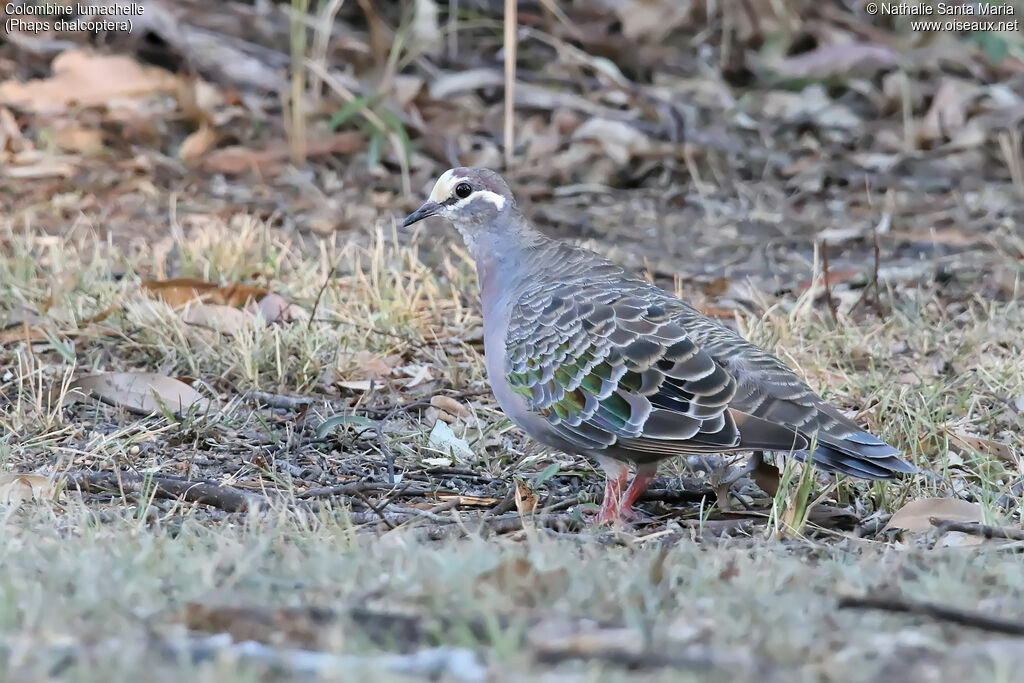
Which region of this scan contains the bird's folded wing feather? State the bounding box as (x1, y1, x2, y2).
(695, 323, 914, 478)
(504, 282, 808, 457)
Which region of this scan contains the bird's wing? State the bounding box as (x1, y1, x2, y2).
(504, 280, 808, 458)
(688, 319, 915, 479)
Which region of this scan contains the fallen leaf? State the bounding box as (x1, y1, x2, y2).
(751, 456, 781, 497)
(402, 365, 433, 388)
(427, 420, 473, 461)
(50, 125, 104, 154)
(199, 132, 362, 175)
(349, 350, 397, 380)
(432, 494, 502, 507)
(0, 473, 57, 505)
(572, 118, 652, 165)
(65, 372, 211, 417)
(430, 395, 470, 418)
(884, 498, 982, 533)
(253, 293, 304, 324)
(0, 323, 51, 345)
(477, 557, 569, 606)
(917, 79, 974, 145)
(336, 380, 375, 392)
(773, 43, 902, 81)
(142, 278, 268, 309)
(947, 431, 1017, 465)
(0, 49, 180, 113)
(616, 0, 694, 42)
(178, 122, 218, 162)
(181, 303, 253, 335)
(514, 478, 538, 516)
(428, 68, 505, 99)
(411, 0, 441, 57)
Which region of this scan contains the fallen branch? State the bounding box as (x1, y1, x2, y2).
(159, 635, 486, 682)
(244, 391, 314, 411)
(930, 518, 1024, 541)
(66, 470, 265, 513)
(296, 481, 438, 500)
(838, 593, 1024, 636)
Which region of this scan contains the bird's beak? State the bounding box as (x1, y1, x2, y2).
(402, 200, 440, 228)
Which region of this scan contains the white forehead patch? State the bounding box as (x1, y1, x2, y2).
(428, 169, 457, 203)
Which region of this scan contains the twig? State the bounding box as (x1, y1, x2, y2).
(158, 635, 486, 681)
(244, 391, 314, 411)
(296, 481, 437, 499)
(353, 490, 397, 530)
(502, 0, 516, 168)
(355, 388, 491, 418)
(930, 518, 1024, 541)
(639, 486, 716, 504)
(375, 417, 397, 485)
(838, 593, 1024, 636)
(66, 471, 265, 513)
(820, 240, 839, 323)
(307, 266, 335, 332)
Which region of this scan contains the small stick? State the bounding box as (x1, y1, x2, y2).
(820, 240, 839, 323)
(245, 391, 314, 411)
(838, 594, 1024, 636)
(930, 518, 1024, 541)
(502, 0, 517, 168)
(307, 266, 335, 332)
(67, 471, 265, 513)
(353, 491, 397, 530)
(296, 481, 436, 500)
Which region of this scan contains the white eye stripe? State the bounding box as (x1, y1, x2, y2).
(453, 190, 506, 210)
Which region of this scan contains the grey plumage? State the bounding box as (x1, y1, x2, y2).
(403, 167, 915, 523)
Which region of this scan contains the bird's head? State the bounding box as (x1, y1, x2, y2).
(402, 168, 516, 241)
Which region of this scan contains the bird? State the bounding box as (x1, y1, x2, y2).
(402, 167, 915, 525)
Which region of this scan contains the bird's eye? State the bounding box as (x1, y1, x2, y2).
(454, 182, 473, 199)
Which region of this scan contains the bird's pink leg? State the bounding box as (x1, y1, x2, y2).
(616, 462, 658, 519)
(594, 457, 629, 525)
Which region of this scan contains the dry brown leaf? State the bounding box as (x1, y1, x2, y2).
(751, 456, 781, 498)
(336, 380, 375, 392)
(477, 557, 569, 605)
(0, 106, 26, 156)
(411, 0, 441, 57)
(514, 478, 538, 517)
(0, 473, 57, 505)
(883, 498, 982, 533)
(917, 79, 974, 145)
(2, 153, 75, 179)
(350, 350, 398, 380)
(65, 372, 211, 417)
(50, 125, 104, 154)
(572, 118, 652, 165)
(199, 132, 362, 175)
(773, 43, 902, 80)
(142, 278, 269, 309)
(947, 431, 1017, 465)
(430, 395, 470, 418)
(0, 323, 51, 345)
(178, 123, 218, 163)
(432, 494, 502, 507)
(616, 0, 694, 42)
(181, 303, 253, 335)
(0, 49, 180, 113)
(252, 292, 304, 324)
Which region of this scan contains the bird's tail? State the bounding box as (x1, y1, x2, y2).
(797, 430, 916, 480)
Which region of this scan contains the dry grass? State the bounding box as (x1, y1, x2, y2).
(1, 213, 1024, 679)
